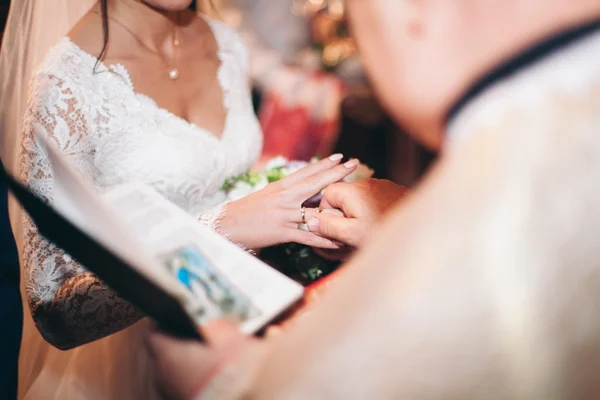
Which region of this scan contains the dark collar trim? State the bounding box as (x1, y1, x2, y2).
(446, 17, 600, 125)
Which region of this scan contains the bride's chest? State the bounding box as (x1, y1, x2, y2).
(87, 92, 262, 210)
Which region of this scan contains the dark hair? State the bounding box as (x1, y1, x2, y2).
(93, 0, 110, 72)
(94, 0, 199, 71)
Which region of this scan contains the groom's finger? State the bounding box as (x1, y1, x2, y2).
(320, 182, 355, 214)
(307, 213, 363, 247)
(293, 207, 344, 224)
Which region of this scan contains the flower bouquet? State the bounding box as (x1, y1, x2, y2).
(221, 156, 373, 286)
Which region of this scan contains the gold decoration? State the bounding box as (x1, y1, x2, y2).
(292, 0, 356, 70)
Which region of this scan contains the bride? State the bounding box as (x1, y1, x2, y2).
(9, 0, 356, 398)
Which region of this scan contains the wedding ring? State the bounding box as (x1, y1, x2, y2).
(301, 207, 307, 224)
(316, 207, 323, 214)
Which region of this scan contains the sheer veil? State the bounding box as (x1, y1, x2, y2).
(0, 5, 94, 392)
(0, 3, 161, 399)
(0, 2, 206, 398)
(0, 0, 97, 170)
(0, 0, 96, 244)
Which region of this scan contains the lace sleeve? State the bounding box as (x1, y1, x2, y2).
(197, 202, 229, 233)
(20, 73, 142, 350)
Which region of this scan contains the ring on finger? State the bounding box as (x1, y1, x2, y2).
(301, 207, 307, 224)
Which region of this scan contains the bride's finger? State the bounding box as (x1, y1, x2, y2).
(284, 207, 344, 224)
(278, 154, 344, 188)
(291, 160, 358, 201)
(285, 228, 341, 249)
(284, 207, 319, 224)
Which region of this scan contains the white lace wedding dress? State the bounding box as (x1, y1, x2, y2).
(17, 16, 262, 399)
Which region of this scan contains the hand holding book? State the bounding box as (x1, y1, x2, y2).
(5, 132, 305, 341)
(148, 319, 265, 400)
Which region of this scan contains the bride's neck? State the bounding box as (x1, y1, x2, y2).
(105, 0, 189, 53)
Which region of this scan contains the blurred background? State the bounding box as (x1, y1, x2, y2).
(0, 0, 436, 185)
(208, 0, 437, 185)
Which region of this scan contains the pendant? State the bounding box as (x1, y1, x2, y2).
(169, 68, 180, 80)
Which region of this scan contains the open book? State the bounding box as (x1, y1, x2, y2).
(4, 134, 304, 341)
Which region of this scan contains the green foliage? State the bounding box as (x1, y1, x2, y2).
(221, 167, 288, 192)
(260, 243, 340, 286)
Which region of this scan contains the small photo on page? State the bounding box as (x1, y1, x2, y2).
(161, 245, 259, 323)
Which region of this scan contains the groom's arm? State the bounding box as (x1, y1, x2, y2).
(148, 106, 600, 398)
(251, 134, 510, 398)
(249, 114, 600, 398)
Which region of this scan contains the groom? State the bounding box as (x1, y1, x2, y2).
(150, 0, 600, 398)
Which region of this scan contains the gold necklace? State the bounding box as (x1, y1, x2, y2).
(93, 11, 181, 80)
(169, 29, 180, 80)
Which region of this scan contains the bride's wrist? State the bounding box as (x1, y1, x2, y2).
(216, 202, 253, 251)
(196, 202, 249, 249)
(217, 203, 237, 240)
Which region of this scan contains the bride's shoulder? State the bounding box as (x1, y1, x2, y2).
(33, 37, 97, 86)
(33, 12, 103, 87)
(196, 13, 249, 68)
(27, 37, 105, 114)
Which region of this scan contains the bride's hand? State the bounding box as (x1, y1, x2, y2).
(220, 155, 358, 250)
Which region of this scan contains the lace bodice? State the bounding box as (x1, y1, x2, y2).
(19, 17, 262, 349)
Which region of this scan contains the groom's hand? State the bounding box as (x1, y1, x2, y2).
(307, 179, 407, 247)
(147, 320, 266, 400)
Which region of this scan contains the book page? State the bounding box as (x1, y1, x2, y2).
(35, 134, 194, 308)
(103, 182, 304, 334)
(34, 133, 303, 334)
